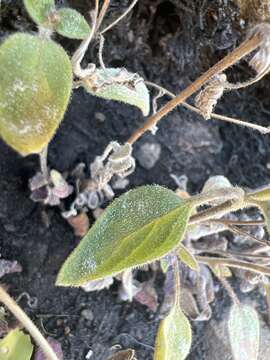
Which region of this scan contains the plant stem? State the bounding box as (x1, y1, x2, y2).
(127, 34, 262, 145)
(72, 0, 99, 78)
(96, 0, 111, 32)
(39, 145, 48, 179)
(100, 0, 139, 34)
(146, 81, 270, 134)
(0, 286, 59, 360)
(208, 219, 265, 226)
(189, 199, 245, 225)
(173, 258, 181, 307)
(218, 276, 240, 305)
(197, 256, 270, 276)
(187, 187, 244, 208)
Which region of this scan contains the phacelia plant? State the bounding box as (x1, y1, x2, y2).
(1, 1, 270, 359)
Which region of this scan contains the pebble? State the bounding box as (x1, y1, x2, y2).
(81, 308, 94, 321)
(136, 142, 161, 170)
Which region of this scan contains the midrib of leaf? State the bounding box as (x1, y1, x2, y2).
(87, 203, 190, 280)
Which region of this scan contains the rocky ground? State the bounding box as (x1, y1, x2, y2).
(1, 0, 270, 359)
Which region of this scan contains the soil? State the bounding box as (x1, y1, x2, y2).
(1, 1, 270, 359)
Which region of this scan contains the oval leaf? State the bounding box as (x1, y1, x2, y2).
(24, 0, 55, 25)
(0, 33, 72, 155)
(247, 186, 270, 202)
(57, 185, 193, 286)
(228, 304, 260, 360)
(55, 8, 91, 39)
(84, 68, 150, 116)
(0, 328, 33, 360)
(177, 244, 199, 272)
(154, 305, 192, 360)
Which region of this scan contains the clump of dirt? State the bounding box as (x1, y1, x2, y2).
(1, 1, 270, 359)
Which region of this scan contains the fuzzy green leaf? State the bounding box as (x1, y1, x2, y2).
(55, 8, 91, 39)
(154, 304, 192, 360)
(247, 186, 270, 202)
(0, 328, 33, 360)
(24, 0, 55, 25)
(83, 68, 150, 116)
(228, 304, 260, 360)
(177, 244, 199, 272)
(0, 33, 72, 155)
(57, 185, 193, 286)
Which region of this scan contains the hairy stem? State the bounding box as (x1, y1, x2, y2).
(146, 81, 270, 134)
(197, 256, 270, 276)
(72, 0, 99, 78)
(0, 286, 59, 360)
(127, 34, 262, 144)
(218, 276, 240, 305)
(100, 0, 139, 34)
(96, 0, 111, 32)
(189, 199, 246, 225)
(173, 258, 181, 307)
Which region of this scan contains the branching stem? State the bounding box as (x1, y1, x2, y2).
(100, 0, 139, 34)
(145, 81, 270, 134)
(128, 34, 262, 144)
(197, 256, 270, 276)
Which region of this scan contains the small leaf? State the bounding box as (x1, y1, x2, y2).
(228, 304, 260, 360)
(247, 186, 270, 202)
(55, 8, 91, 39)
(0, 33, 72, 155)
(160, 257, 171, 273)
(177, 244, 199, 272)
(0, 328, 33, 360)
(83, 68, 150, 116)
(154, 304, 192, 360)
(57, 185, 193, 286)
(24, 0, 55, 25)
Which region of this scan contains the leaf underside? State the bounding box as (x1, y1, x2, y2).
(55, 8, 91, 39)
(228, 304, 260, 360)
(0, 328, 33, 360)
(0, 33, 72, 155)
(57, 185, 193, 286)
(154, 305, 192, 360)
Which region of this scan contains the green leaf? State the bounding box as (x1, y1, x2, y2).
(247, 186, 270, 202)
(177, 244, 199, 272)
(0, 328, 33, 360)
(228, 304, 260, 360)
(83, 68, 150, 116)
(160, 257, 171, 273)
(57, 185, 193, 286)
(154, 304, 192, 360)
(55, 8, 91, 39)
(0, 33, 72, 155)
(24, 0, 55, 25)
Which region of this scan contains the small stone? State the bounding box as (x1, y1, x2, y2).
(95, 112, 106, 122)
(112, 177, 130, 190)
(136, 142, 161, 170)
(81, 309, 94, 321)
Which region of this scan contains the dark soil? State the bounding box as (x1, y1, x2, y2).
(1, 1, 270, 359)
